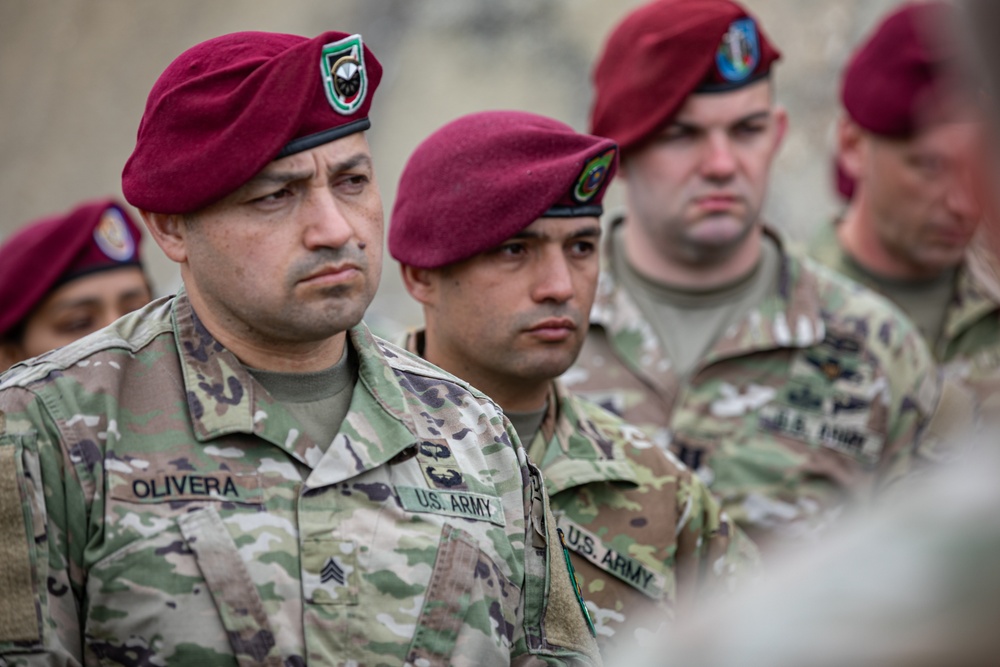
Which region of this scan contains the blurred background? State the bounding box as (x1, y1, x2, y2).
(0, 0, 900, 330)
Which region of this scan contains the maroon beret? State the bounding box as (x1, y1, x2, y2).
(590, 0, 781, 152)
(122, 31, 382, 215)
(389, 110, 618, 269)
(0, 198, 144, 337)
(841, 1, 954, 137)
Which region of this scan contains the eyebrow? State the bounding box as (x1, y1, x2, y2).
(672, 110, 772, 130)
(510, 225, 603, 242)
(48, 287, 150, 313)
(248, 152, 374, 187)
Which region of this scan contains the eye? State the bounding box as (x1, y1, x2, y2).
(733, 120, 767, 138)
(335, 174, 370, 194)
(250, 187, 295, 205)
(658, 125, 696, 143)
(501, 243, 527, 256)
(567, 240, 597, 258)
(56, 316, 96, 335)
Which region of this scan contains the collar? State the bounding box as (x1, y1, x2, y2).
(404, 327, 637, 494)
(172, 290, 419, 485)
(527, 381, 638, 495)
(591, 217, 826, 384)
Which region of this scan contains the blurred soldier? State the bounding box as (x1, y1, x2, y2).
(809, 1, 1000, 385)
(0, 31, 600, 665)
(389, 110, 759, 651)
(565, 0, 939, 550)
(0, 198, 152, 371)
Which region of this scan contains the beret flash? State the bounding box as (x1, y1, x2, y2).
(590, 0, 781, 152)
(841, 1, 955, 138)
(122, 31, 382, 215)
(0, 198, 144, 337)
(389, 110, 618, 269)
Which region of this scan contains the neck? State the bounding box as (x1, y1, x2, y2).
(184, 287, 348, 373)
(622, 220, 763, 289)
(838, 202, 943, 281)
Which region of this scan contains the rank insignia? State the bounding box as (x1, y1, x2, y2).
(320, 34, 369, 115)
(573, 148, 616, 203)
(715, 18, 760, 83)
(93, 207, 135, 262)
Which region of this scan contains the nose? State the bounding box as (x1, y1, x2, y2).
(532, 252, 575, 304)
(944, 168, 983, 223)
(302, 188, 355, 250)
(701, 133, 737, 181)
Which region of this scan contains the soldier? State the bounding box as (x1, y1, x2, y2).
(565, 0, 939, 550)
(0, 198, 152, 372)
(0, 31, 601, 666)
(808, 1, 1000, 385)
(389, 110, 759, 651)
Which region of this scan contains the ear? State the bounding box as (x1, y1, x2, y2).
(837, 116, 867, 180)
(399, 264, 439, 307)
(0, 340, 25, 372)
(139, 210, 189, 263)
(771, 104, 789, 153)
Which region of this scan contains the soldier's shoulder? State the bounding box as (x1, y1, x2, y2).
(565, 389, 692, 477)
(798, 255, 926, 347)
(368, 333, 507, 418)
(0, 296, 176, 392)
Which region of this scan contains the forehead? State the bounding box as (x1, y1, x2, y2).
(515, 216, 602, 238)
(37, 267, 149, 310)
(875, 121, 981, 157)
(263, 131, 373, 175)
(672, 78, 774, 124)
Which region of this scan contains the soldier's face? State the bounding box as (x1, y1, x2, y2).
(847, 121, 981, 277)
(416, 217, 601, 400)
(173, 133, 383, 353)
(1, 266, 152, 369)
(622, 80, 786, 266)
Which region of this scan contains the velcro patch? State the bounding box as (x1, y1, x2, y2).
(110, 470, 262, 505)
(758, 404, 883, 465)
(397, 486, 505, 526)
(0, 443, 41, 642)
(557, 515, 665, 600)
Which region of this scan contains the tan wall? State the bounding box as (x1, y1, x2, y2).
(0, 0, 900, 330)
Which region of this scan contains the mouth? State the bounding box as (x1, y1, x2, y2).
(298, 264, 361, 286)
(525, 317, 578, 342)
(694, 194, 740, 212)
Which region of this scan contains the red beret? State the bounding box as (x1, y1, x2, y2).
(122, 31, 382, 215)
(389, 111, 618, 269)
(590, 0, 781, 152)
(841, 1, 954, 137)
(0, 198, 144, 337)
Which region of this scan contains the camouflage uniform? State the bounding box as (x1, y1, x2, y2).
(563, 220, 939, 548)
(809, 221, 1000, 383)
(0, 292, 601, 666)
(402, 331, 758, 653)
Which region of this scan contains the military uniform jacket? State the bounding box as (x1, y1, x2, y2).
(563, 221, 939, 548)
(526, 381, 759, 651)
(810, 220, 1000, 376)
(401, 332, 758, 652)
(0, 292, 601, 666)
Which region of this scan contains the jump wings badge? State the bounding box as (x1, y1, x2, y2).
(321, 34, 369, 115)
(716, 18, 760, 83)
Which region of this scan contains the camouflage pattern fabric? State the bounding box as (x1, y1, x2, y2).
(0, 291, 601, 666)
(809, 220, 1000, 378)
(402, 331, 760, 653)
(563, 220, 939, 550)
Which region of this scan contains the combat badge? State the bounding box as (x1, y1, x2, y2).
(320, 34, 369, 115)
(715, 18, 760, 83)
